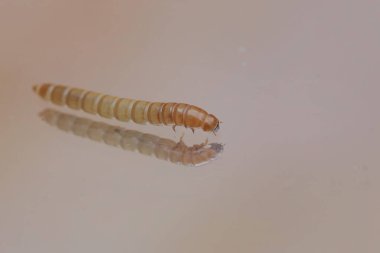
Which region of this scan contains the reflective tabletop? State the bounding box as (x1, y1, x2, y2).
(0, 1, 378, 252)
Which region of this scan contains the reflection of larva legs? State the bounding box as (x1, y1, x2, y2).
(33, 83, 221, 133)
(39, 109, 223, 166)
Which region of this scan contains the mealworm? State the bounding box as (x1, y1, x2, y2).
(39, 109, 223, 166)
(33, 83, 220, 133)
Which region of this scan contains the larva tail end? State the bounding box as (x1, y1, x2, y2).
(32, 84, 39, 93)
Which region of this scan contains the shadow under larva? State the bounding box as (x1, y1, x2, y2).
(39, 109, 223, 167)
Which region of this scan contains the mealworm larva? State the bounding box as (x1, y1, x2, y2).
(33, 83, 220, 133)
(39, 109, 223, 166)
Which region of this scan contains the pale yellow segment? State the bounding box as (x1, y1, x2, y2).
(51, 85, 68, 105)
(98, 95, 118, 118)
(114, 98, 134, 121)
(82, 91, 103, 114)
(131, 100, 150, 124)
(66, 88, 86, 109)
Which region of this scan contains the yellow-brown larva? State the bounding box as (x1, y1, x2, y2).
(33, 83, 220, 133)
(40, 109, 223, 166)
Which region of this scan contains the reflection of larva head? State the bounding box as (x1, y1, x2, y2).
(209, 143, 224, 154)
(202, 114, 219, 132)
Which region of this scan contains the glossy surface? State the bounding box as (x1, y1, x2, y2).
(0, 1, 379, 252)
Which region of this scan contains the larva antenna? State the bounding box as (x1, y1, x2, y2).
(212, 121, 221, 135)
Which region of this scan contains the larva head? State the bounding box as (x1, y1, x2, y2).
(202, 114, 220, 133)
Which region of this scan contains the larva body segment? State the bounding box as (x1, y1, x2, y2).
(50, 85, 67, 105)
(82, 91, 103, 114)
(33, 83, 220, 133)
(161, 103, 176, 125)
(98, 95, 118, 118)
(39, 109, 223, 166)
(147, 102, 163, 125)
(67, 88, 86, 109)
(132, 100, 150, 124)
(114, 98, 135, 122)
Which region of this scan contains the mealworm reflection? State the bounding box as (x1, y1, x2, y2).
(39, 109, 223, 166)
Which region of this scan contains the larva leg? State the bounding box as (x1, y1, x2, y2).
(179, 132, 185, 143)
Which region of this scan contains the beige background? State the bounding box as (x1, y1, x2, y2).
(0, 0, 379, 252)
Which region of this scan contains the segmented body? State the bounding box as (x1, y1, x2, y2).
(40, 109, 223, 166)
(34, 83, 219, 133)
